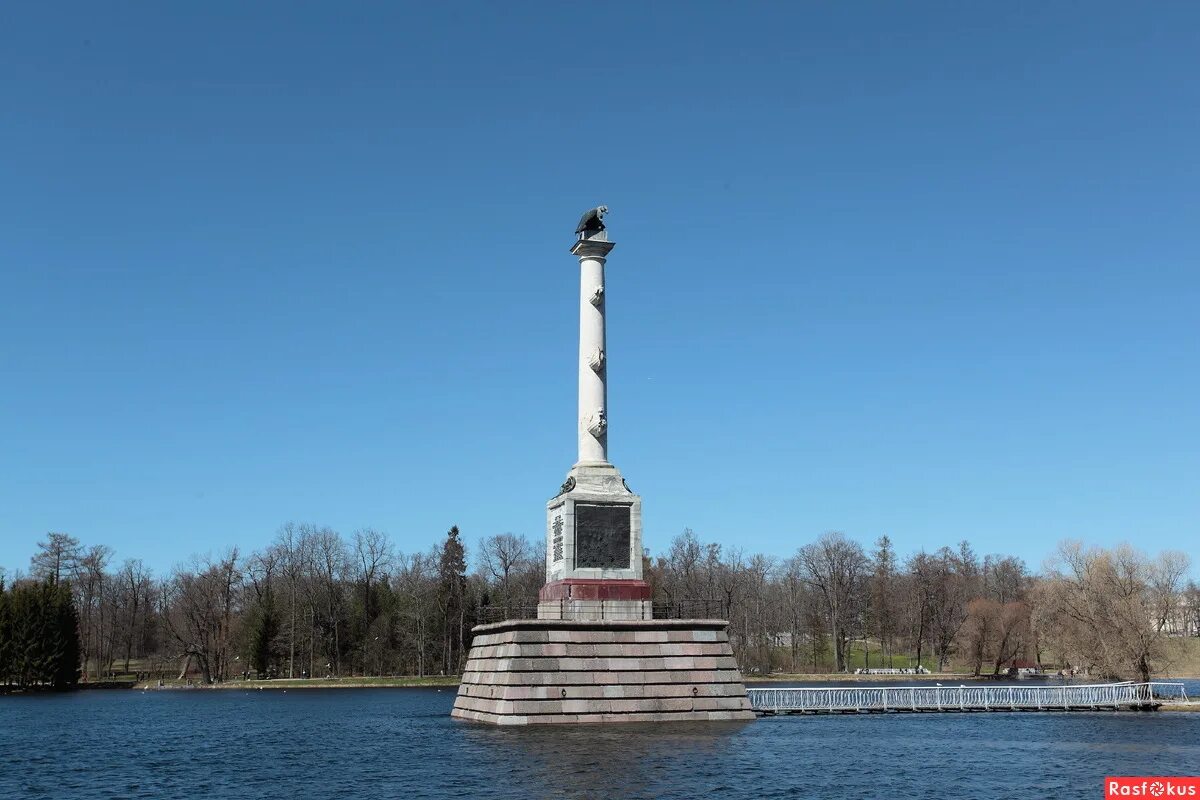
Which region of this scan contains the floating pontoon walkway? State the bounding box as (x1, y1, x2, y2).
(748, 681, 1189, 715)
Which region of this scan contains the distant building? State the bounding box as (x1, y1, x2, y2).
(768, 632, 793, 648)
(1159, 599, 1199, 637)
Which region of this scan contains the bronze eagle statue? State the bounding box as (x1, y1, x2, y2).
(575, 206, 608, 238)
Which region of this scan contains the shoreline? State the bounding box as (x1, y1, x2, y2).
(134, 676, 460, 691)
(131, 672, 1198, 690)
(1160, 703, 1200, 713)
(7, 672, 1192, 697)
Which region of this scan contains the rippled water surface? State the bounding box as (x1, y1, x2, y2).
(2, 685, 1197, 799)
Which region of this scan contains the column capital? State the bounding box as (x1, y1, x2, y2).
(570, 237, 615, 259)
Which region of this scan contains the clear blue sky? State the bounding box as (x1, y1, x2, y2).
(2, 3, 1197, 576)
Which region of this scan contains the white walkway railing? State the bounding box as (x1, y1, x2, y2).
(747, 682, 1189, 714)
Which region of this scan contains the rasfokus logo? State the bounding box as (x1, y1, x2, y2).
(1106, 777, 1200, 797)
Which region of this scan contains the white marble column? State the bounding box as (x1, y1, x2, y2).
(570, 237, 615, 466)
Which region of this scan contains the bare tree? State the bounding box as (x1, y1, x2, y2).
(76, 544, 113, 680)
(913, 545, 976, 672)
(780, 555, 807, 671)
(1034, 541, 1184, 681)
(958, 598, 1031, 676)
(717, 547, 745, 621)
(477, 533, 536, 616)
(959, 597, 996, 676)
(314, 529, 349, 676)
(30, 532, 82, 585)
(983, 555, 1028, 604)
(393, 550, 436, 676)
(354, 529, 392, 597)
(271, 522, 308, 678)
(991, 601, 1032, 675)
(352, 528, 392, 673)
(161, 550, 242, 683)
(739, 553, 777, 675)
(1147, 550, 1191, 634)
(798, 532, 868, 672)
(115, 559, 152, 673)
(661, 529, 702, 609)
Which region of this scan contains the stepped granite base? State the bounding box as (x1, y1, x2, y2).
(452, 618, 755, 725)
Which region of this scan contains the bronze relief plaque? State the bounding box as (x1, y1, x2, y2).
(574, 503, 632, 569)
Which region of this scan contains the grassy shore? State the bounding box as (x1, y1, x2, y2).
(136, 675, 460, 690)
(135, 672, 983, 690)
(133, 670, 1197, 690)
(744, 672, 986, 684)
(1160, 637, 1200, 679)
(121, 637, 1200, 691)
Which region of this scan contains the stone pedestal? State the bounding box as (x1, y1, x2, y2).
(452, 619, 755, 725)
(541, 462, 652, 621)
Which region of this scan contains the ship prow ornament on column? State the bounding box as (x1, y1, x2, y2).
(452, 207, 754, 725)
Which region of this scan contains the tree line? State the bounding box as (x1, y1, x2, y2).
(650, 530, 1195, 682)
(0, 526, 1195, 689)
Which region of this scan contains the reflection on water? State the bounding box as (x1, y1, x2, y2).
(464, 721, 753, 798)
(0, 687, 1196, 800)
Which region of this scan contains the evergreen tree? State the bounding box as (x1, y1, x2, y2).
(0, 581, 11, 687)
(0, 580, 81, 690)
(437, 526, 467, 673)
(871, 535, 897, 666)
(48, 581, 81, 689)
(250, 591, 279, 677)
(8, 583, 38, 687)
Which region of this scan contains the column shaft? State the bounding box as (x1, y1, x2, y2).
(577, 254, 607, 463)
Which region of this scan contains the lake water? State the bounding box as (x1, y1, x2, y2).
(2, 683, 1197, 799)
